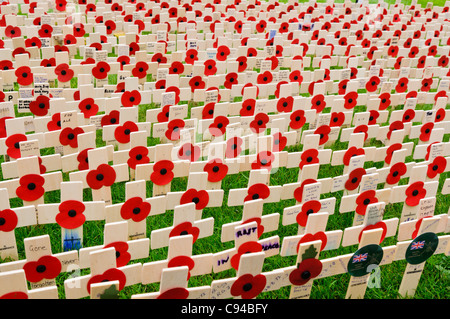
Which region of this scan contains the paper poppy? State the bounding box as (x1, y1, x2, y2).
(343, 91, 358, 109)
(342, 146, 364, 166)
(180, 188, 209, 210)
(387, 45, 399, 57)
(148, 160, 175, 186)
(114, 121, 139, 144)
(365, 76, 380, 92)
(23, 255, 61, 283)
(188, 76, 205, 93)
(127, 146, 150, 170)
(427, 156, 447, 179)
(15, 174, 44, 201)
(358, 221, 387, 244)
(402, 109, 415, 123)
(216, 45, 230, 61)
(224, 72, 238, 89)
(345, 168, 366, 191)
(230, 273, 266, 299)
(289, 258, 323, 286)
(297, 231, 328, 252)
(225, 136, 243, 158)
(86, 164, 117, 190)
(250, 113, 269, 134)
(38, 24, 53, 38)
(240, 99, 256, 116)
(251, 151, 275, 171)
(353, 125, 369, 141)
(101, 110, 120, 127)
(419, 122, 434, 142)
(289, 70, 303, 84)
(121, 90, 141, 107)
(387, 121, 404, 140)
(91, 61, 110, 80)
(314, 125, 331, 145)
(185, 49, 198, 65)
(244, 183, 270, 202)
(5, 134, 26, 159)
(208, 116, 229, 137)
(75, 148, 91, 171)
(383, 143, 402, 165)
(5, 25, 21, 38)
(167, 255, 195, 280)
(169, 221, 200, 243)
(25, 37, 42, 48)
(103, 241, 131, 267)
(128, 42, 140, 56)
(59, 127, 84, 148)
(77, 98, 98, 119)
(296, 200, 321, 227)
(293, 179, 317, 203)
(355, 190, 378, 216)
(203, 158, 228, 183)
(230, 241, 263, 271)
(0, 292, 28, 299)
(395, 77, 408, 93)
(55, 200, 86, 229)
(276, 96, 294, 113)
(157, 288, 189, 299)
(151, 52, 167, 64)
(15, 66, 33, 86)
(434, 108, 445, 123)
(163, 119, 184, 141)
(87, 268, 126, 294)
(120, 197, 151, 223)
(204, 59, 217, 76)
(201, 103, 215, 119)
(169, 61, 184, 75)
(299, 149, 319, 169)
(272, 132, 287, 152)
(117, 55, 130, 70)
(311, 94, 326, 113)
(28, 95, 50, 117)
(257, 71, 272, 85)
(178, 142, 201, 162)
(72, 23, 85, 37)
(46, 113, 61, 132)
(289, 109, 306, 130)
(0, 60, 13, 71)
(421, 78, 433, 92)
(237, 56, 247, 72)
(0, 209, 18, 232)
(405, 181, 426, 207)
(53, 63, 74, 83)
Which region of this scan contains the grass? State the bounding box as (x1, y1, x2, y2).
(1, 0, 450, 300)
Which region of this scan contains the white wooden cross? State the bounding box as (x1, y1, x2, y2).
(63, 246, 142, 299)
(0, 269, 59, 299)
(0, 188, 37, 261)
(104, 179, 166, 240)
(0, 234, 79, 290)
(36, 181, 105, 251)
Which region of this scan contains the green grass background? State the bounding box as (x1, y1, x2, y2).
(1, 0, 449, 299)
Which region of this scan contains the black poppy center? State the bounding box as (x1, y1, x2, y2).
(133, 207, 141, 215)
(425, 129, 430, 134)
(180, 230, 189, 235)
(135, 154, 143, 161)
(301, 270, 311, 280)
(14, 142, 20, 149)
(412, 190, 419, 196)
(231, 144, 237, 150)
(96, 174, 104, 181)
(67, 209, 77, 218)
(192, 197, 200, 204)
(306, 209, 314, 215)
(0, 217, 5, 226)
(252, 193, 259, 200)
(351, 177, 358, 183)
(433, 165, 438, 171)
(27, 183, 36, 191)
(242, 283, 253, 292)
(22, 72, 28, 78)
(363, 198, 371, 206)
(160, 168, 167, 175)
(257, 120, 263, 126)
(110, 118, 117, 124)
(124, 129, 131, 135)
(212, 166, 220, 173)
(129, 97, 135, 102)
(392, 171, 399, 177)
(217, 123, 223, 129)
(36, 265, 46, 273)
(194, 82, 199, 86)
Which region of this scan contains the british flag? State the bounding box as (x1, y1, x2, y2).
(352, 253, 368, 263)
(411, 241, 425, 250)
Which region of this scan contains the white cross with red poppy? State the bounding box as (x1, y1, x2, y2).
(150, 202, 214, 250)
(146, 103, 188, 132)
(152, 116, 197, 144)
(63, 246, 142, 299)
(0, 269, 59, 299)
(210, 251, 285, 299)
(141, 234, 213, 286)
(0, 188, 36, 261)
(104, 179, 166, 240)
(409, 119, 448, 146)
(393, 216, 450, 298)
(372, 139, 415, 167)
(0, 234, 79, 290)
(68, 146, 129, 205)
(36, 181, 105, 251)
(77, 220, 149, 271)
(412, 140, 450, 163)
(286, 133, 332, 170)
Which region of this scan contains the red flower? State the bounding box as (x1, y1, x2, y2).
(180, 188, 209, 210)
(293, 179, 317, 203)
(299, 149, 319, 169)
(104, 241, 131, 267)
(5, 25, 21, 38)
(72, 23, 85, 37)
(277, 96, 294, 113)
(23, 255, 61, 283)
(244, 183, 270, 202)
(405, 182, 426, 207)
(0, 209, 18, 232)
(167, 255, 195, 280)
(169, 221, 200, 243)
(55, 200, 86, 229)
(237, 56, 247, 72)
(250, 113, 269, 134)
(92, 61, 110, 80)
(165, 119, 185, 141)
(120, 197, 151, 222)
(185, 49, 198, 65)
(121, 90, 141, 107)
(438, 55, 449, 67)
(87, 269, 126, 294)
(151, 53, 167, 64)
(54, 63, 74, 83)
(150, 160, 174, 186)
(344, 91, 358, 109)
(59, 127, 84, 148)
(78, 98, 98, 119)
(0, 60, 13, 71)
(395, 77, 409, 93)
(272, 132, 287, 152)
(169, 61, 184, 75)
(386, 162, 407, 185)
(384, 143, 402, 165)
(55, 0, 67, 11)
(428, 45, 437, 57)
(224, 72, 238, 89)
(230, 273, 266, 299)
(86, 164, 117, 190)
(47, 113, 61, 131)
(311, 94, 326, 113)
(388, 45, 399, 57)
(420, 122, 434, 142)
(203, 159, 228, 183)
(127, 146, 150, 170)
(421, 78, 433, 92)
(38, 24, 53, 38)
(178, 143, 201, 162)
(365, 76, 380, 92)
(157, 288, 189, 299)
(257, 71, 272, 84)
(101, 110, 120, 127)
(289, 110, 306, 130)
(226, 136, 243, 158)
(252, 151, 275, 171)
(216, 45, 230, 61)
(202, 103, 215, 119)
(230, 241, 263, 271)
(240, 99, 256, 116)
(314, 125, 331, 145)
(427, 156, 447, 179)
(387, 121, 404, 140)
(188, 76, 205, 92)
(343, 147, 365, 166)
(353, 125, 368, 141)
(256, 20, 267, 33)
(117, 55, 130, 70)
(15, 66, 33, 86)
(76, 148, 91, 171)
(289, 258, 323, 286)
(28, 95, 50, 117)
(204, 59, 217, 76)
(289, 70, 303, 84)
(128, 42, 140, 56)
(417, 55, 426, 68)
(435, 108, 446, 122)
(355, 190, 378, 216)
(345, 168, 366, 191)
(378, 92, 391, 110)
(402, 109, 415, 123)
(358, 221, 387, 244)
(114, 121, 139, 144)
(16, 174, 45, 202)
(25, 37, 42, 48)
(296, 200, 321, 227)
(208, 116, 229, 137)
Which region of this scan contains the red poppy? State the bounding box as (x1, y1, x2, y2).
(201, 103, 215, 119)
(184, 49, 198, 65)
(244, 183, 270, 202)
(395, 77, 408, 93)
(293, 179, 317, 203)
(386, 162, 407, 185)
(434, 108, 445, 123)
(0, 60, 13, 71)
(353, 125, 368, 141)
(15, 66, 33, 86)
(25, 37, 42, 48)
(167, 255, 195, 280)
(121, 90, 141, 107)
(289, 110, 306, 130)
(0, 209, 18, 232)
(256, 20, 267, 33)
(204, 59, 217, 76)
(86, 164, 116, 190)
(402, 109, 415, 123)
(72, 23, 85, 37)
(230, 241, 263, 271)
(101, 110, 120, 127)
(434, 90, 448, 103)
(343, 91, 358, 109)
(272, 132, 287, 152)
(376, 93, 390, 111)
(59, 127, 84, 148)
(163, 119, 184, 141)
(78, 98, 99, 119)
(427, 156, 447, 179)
(237, 56, 247, 72)
(87, 269, 126, 294)
(343, 147, 365, 166)
(289, 258, 323, 286)
(55, 0, 67, 11)
(311, 94, 326, 113)
(420, 122, 434, 142)
(127, 146, 150, 170)
(250, 113, 269, 134)
(54, 63, 74, 83)
(5, 25, 21, 38)
(120, 197, 151, 223)
(355, 190, 378, 216)
(299, 149, 319, 169)
(203, 159, 228, 183)
(178, 143, 201, 162)
(151, 52, 167, 65)
(230, 273, 266, 299)
(55, 200, 86, 229)
(387, 120, 404, 140)
(240, 99, 256, 116)
(114, 121, 139, 144)
(0, 292, 28, 299)
(405, 181, 426, 207)
(209, 116, 229, 137)
(438, 55, 449, 67)
(345, 168, 366, 191)
(289, 70, 303, 84)
(28, 95, 50, 117)
(276, 96, 294, 113)
(387, 45, 399, 57)
(150, 160, 174, 186)
(421, 78, 433, 92)
(428, 45, 437, 57)
(128, 42, 140, 56)
(157, 287, 189, 299)
(23, 255, 61, 283)
(216, 45, 230, 61)
(314, 125, 331, 145)
(366, 76, 380, 92)
(103, 241, 131, 267)
(224, 72, 238, 89)
(168, 61, 184, 75)
(296, 200, 321, 227)
(257, 71, 273, 84)
(252, 151, 275, 171)
(180, 188, 209, 210)
(16, 174, 45, 202)
(358, 221, 387, 244)
(117, 56, 130, 70)
(169, 221, 200, 243)
(92, 61, 110, 80)
(226, 136, 243, 158)
(188, 76, 205, 92)
(417, 55, 426, 68)
(47, 113, 61, 132)
(38, 24, 53, 38)
(75, 148, 91, 171)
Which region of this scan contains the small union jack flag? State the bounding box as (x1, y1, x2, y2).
(352, 253, 368, 263)
(411, 241, 425, 250)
